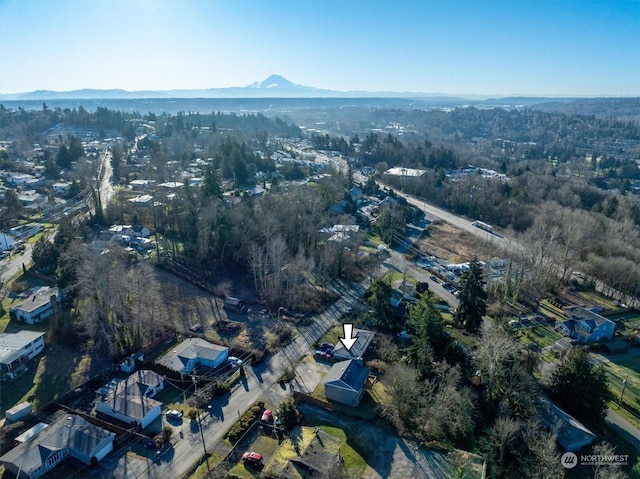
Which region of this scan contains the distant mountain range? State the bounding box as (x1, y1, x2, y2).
(0, 74, 502, 102)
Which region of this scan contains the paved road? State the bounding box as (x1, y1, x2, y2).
(0, 243, 33, 291)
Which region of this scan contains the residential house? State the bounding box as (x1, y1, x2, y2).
(555, 307, 615, 344)
(7, 173, 35, 186)
(0, 331, 45, 380)
(129, 179, 155, 191)
(17, 190, 45, 208)
(0, 413, 114, 479)
(324, 359, 370, 407)
(265, 427, 343, 478)
(95, 370, 164, 429)
(108, 224, 151, 239)
(0, 232, 15, 251)
(157, 181, 184, 189)
(158, 338, 229, 375)
(127, 195, 154, 207)
(9, 287, 63, 325)
(51, 182, 71, 195)
(384, 167, 427, 178)
(332, 329, 375, 362)
(539, 398, 596, 452)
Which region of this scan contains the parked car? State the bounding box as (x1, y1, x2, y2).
(242, 451, 263, 468)
(227, 356, 243, 368)
(165, 409, 183, 420)
(429, 275, 439, 282)
(315, 343, 334, 360)
(261, 409, 281, 426)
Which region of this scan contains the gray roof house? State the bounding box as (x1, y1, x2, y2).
(95, 370, 164, 429)
(9, 287, 63, 325)
(332, 328, 375, 362)
(158, 338, 229, 375)
(324, 360, 370, 407)
(0, 414, 114, 479)
(539, 399, 596, 452)
(555, 307, 615, 344)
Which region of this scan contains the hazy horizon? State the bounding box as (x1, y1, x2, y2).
(1, 0, 638, 97)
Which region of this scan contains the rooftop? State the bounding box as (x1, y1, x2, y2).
(158, 338, 228, 373)
(0, 331, 45, 365)
(324, 359, 370, 392)
(332, 329, 375, 360)
(0, 413, 114, 475)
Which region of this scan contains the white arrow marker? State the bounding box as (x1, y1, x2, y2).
(339, 323, 358, 351)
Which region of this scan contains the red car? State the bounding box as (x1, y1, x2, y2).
(242, 451, 263, 467)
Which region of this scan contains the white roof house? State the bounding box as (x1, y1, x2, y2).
(0, 331, 45, 380)
(384, 167, 427, 177)
(158, 338, 229, 375)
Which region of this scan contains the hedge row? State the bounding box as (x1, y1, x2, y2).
(225, 401, 265, 444)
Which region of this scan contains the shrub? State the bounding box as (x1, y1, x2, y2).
(366, 359, 387, 374)
(224, 402, 264, 443)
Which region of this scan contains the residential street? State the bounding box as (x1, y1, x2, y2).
(0, 243, 32, 290)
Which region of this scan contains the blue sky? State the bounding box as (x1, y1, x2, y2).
(1, 0, 638, 96)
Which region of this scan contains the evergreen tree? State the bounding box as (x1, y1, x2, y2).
(367, 278, 394, 328)
(548, 348, 613, 422)
(56, 144, 72, 169)
(202, 165, 222, 199)
(68, 136, 85, 162)
(407, 294, 446, 377)
(453, 259, 487, 333)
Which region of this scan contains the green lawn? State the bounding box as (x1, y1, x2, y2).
(0, 343, 98, 415)
(598, 352, 640, 430)
(318, 425, 369, 477)
(519, 325, 563, 349)
(264, 425, 368, 479)
(315, 325, 344, 348)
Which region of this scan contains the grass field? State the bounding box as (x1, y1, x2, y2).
(184, 453, 226, 479)
(0, 343, 106, 416)
(519, 325, 563, 349)
(598, 351, 640, 430)
(263, 425, 368, 479)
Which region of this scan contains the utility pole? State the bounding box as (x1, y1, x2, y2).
(618, 374, 628, 408)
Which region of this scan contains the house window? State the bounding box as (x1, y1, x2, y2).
(46, 450, 65, 467)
